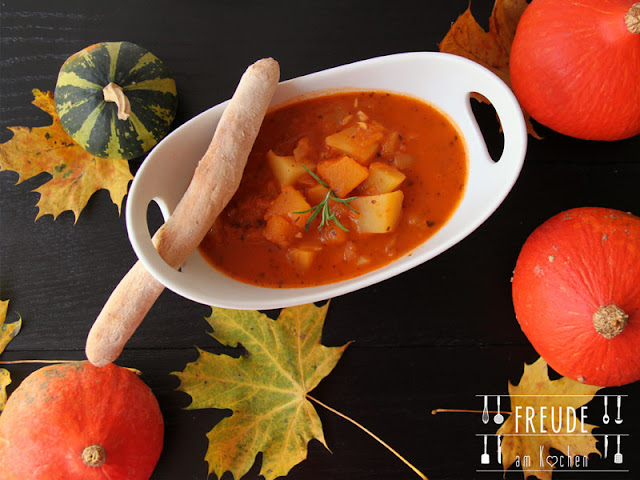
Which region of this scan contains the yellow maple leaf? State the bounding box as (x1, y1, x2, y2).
(0, 89, 133, 222)
(174, 303, 349, 480)
(439, 0, 541, 139)
(0, 300, 21, 411)
(498, 358, 601, 480)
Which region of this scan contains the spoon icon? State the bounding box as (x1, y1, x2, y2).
(482, 395, 489, 424)
(603, 396, 610, 424)
(615, 396, 623, 424)
(494, 396, 505, 424)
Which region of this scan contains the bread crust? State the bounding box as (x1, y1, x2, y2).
(86, 58, 280, 367)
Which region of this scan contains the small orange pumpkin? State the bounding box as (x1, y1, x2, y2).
(0, 361, 163, 479)
(510, 0, 640, 140)
(512, 207, 640, 386)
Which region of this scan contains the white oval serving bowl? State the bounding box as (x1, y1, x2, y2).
(126, 52, 527, 310)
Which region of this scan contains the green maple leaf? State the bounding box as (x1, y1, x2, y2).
(174, 303, 349, 480)
(0, 300, 22, 411)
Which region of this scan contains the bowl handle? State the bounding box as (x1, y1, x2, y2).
(126, 172, 186, 286)
(455, 59, 527, 184)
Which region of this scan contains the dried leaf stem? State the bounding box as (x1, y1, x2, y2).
(431, 408, 512, 415)
(306, 394, 427, 480)
(0, 360, 77, 365)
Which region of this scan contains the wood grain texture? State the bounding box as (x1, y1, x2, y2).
(1, 1, 640, 479)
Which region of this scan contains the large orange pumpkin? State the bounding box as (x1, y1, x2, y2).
(0, 361, 163, 479)
(512, 207, 640, 386)
(510, 0, 640, 140)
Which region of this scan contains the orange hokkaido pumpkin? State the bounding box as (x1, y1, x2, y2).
(0, 361, 164, 479)
(512, 207, 640, 386)
(510, 0, 640, 140)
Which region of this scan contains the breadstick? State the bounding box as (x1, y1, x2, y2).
(86, 58, 280, 367)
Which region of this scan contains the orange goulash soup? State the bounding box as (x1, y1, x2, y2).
(198, 91, 467, 287)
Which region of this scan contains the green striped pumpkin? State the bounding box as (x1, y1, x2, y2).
(55, 42, 178, 160)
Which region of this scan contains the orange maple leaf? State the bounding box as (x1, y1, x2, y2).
(439, 0, 541, 139)
(0, 89, 133, 222)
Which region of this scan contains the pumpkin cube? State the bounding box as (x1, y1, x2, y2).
(263, 215, 299, 248)
(320, 225, 349, 245)
(350, 191, 404, 234)
(317, 156, 369, 198)
(359, 162, 406, 195)
(287, 247, 318, 270)
(265, 185, 312, 229)
(267, 150, 308, 185)
(306, 184, 330, 205)
(295, 173, 318, 188)
(325, 124, 384, 164)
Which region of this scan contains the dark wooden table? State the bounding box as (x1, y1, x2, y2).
(2, 1, 639, 479)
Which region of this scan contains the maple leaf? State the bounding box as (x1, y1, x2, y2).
(0, 300, 21, 411)
(439, 0, 541, 139)
(497, 358, 601, 480)
(174, 303, 349, 480)
(0, 89, 133, 222)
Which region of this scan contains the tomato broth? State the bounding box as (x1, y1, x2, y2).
(198, 91, 467, 287)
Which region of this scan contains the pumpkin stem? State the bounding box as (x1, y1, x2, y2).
(82, 444, 107, 467)
(103, 82, 131, 121)
(627, 3, 640, 34)
(593, 304, 628, 339)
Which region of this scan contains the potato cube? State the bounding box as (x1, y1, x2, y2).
(267, 150, 307, 185)
(293, 137, 315, 164)
(263, 215, 299, 247)
(350, 191, 404, 234)
(325, 124, 384, 164)
(317, 156, 369, 198)
(381, 131, 399, 156)
(359, 162, 406, 195)
(393, 153, 415, 169)
(287, 247, 318, 270)
(265, 185, 312, 229)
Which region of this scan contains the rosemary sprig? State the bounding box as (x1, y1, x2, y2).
(294, 165, 359, 232)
